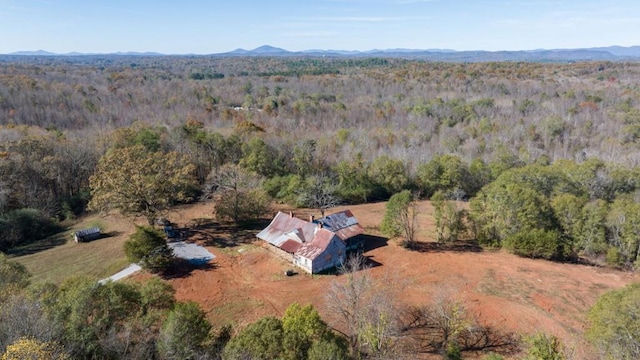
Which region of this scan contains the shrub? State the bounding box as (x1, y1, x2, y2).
(123, 226, 173, 273)
(502, 228, 562, 260)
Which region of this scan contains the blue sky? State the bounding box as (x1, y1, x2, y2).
(1, 0, 639, 54)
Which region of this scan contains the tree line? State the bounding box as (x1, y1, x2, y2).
(4, 119, 640, 269)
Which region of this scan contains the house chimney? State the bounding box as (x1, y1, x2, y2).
(317, 222, 323, 229)
(310, 215, 315, 223)
(289, 211, 294, 218)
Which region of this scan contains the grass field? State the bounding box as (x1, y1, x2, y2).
(13, 213, 136, 284)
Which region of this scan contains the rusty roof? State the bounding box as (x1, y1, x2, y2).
(280, 239, 302, 254)
(256, 212, 316, 247)
(317, 210, 364, 241)
(258, 210, 361, 260)
(296, 228, 339, 260)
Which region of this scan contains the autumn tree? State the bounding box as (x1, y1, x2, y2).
(88, 145, 196, 225)
(1, 337, 69, 360)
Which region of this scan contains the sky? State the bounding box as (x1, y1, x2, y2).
(1, 0, 639, 54)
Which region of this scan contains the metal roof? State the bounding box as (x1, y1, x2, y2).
(256, 212, 316, 247)
(75, 227, 100, 237)
(296, 228, 338, 260)
(317, 210, 364, 241)
(258, 210, 361, 260)
(280, 239, 302, 254)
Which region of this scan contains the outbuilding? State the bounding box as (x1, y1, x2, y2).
(74, 227, 101, 243)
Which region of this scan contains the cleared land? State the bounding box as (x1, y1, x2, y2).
(14, 200, 639, 358)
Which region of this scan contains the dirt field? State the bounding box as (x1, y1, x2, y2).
(136, 200, 639, 358)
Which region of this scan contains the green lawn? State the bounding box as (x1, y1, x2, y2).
(12, 216, 135, 285)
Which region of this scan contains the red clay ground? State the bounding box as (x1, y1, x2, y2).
(138, 201, 637, 359)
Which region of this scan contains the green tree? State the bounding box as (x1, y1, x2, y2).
(123, 226, 174, 273)
(576, 200, 608, 257)
(158, 301, 212, 360)
(367, 156, 409, 197)
(471, 182, 551, 243)
(587, 283, 640, 360)
(89, 145, 196, 225)
(281, 303, 328, 360)
(606, 197, 640, 267)
(335, 154, 380, 204)
(418, 155, 471, 199)
(432, 191, 466, 243)
(239, 137, 283, 178)
(0, 254, 30, 299)
(523, 333, 565, 360)
(48, 277, 143, 358)
(293, 139, 317, 178)
(380, 190, 418, 248)
(307, 331, 350, 360)
(222, 317, 284, 360)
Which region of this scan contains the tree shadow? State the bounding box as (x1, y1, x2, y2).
(6, 232, 69, 256)
(363, 255, 383, 268)
(410, 240, 483, 253)
(179, 218, 269, 248)
(160, 258, 218, 279)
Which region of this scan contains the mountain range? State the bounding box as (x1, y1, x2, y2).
(5, 45, 640, 62)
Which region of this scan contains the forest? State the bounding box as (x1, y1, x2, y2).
(1, 56, 640, 359)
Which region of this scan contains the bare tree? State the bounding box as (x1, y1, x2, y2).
(203, 163, 270, 223)
(326, 254, 406, 359)
(298, 174, 341, 217)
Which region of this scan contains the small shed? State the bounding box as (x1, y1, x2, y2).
(74, 227, 101, 243)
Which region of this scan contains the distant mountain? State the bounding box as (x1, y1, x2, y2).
(228, 45, 290, 56)
(591, 46, 640, 57)
(216, 45, 640, 62)
(6, 50, 165, 56)
(4, 45, 640, 62)
(9, 50, 57, 56)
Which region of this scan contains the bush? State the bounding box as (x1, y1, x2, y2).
(502, 228, 562, 260)
(588, 283, 640, 359)
(123, 226, 173, 273)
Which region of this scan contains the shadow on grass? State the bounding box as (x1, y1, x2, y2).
(6, 232, 69, 256)
(160, 258, 219, 280)
(410, 240, 483, 253)
(100, 231, 124, 239)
